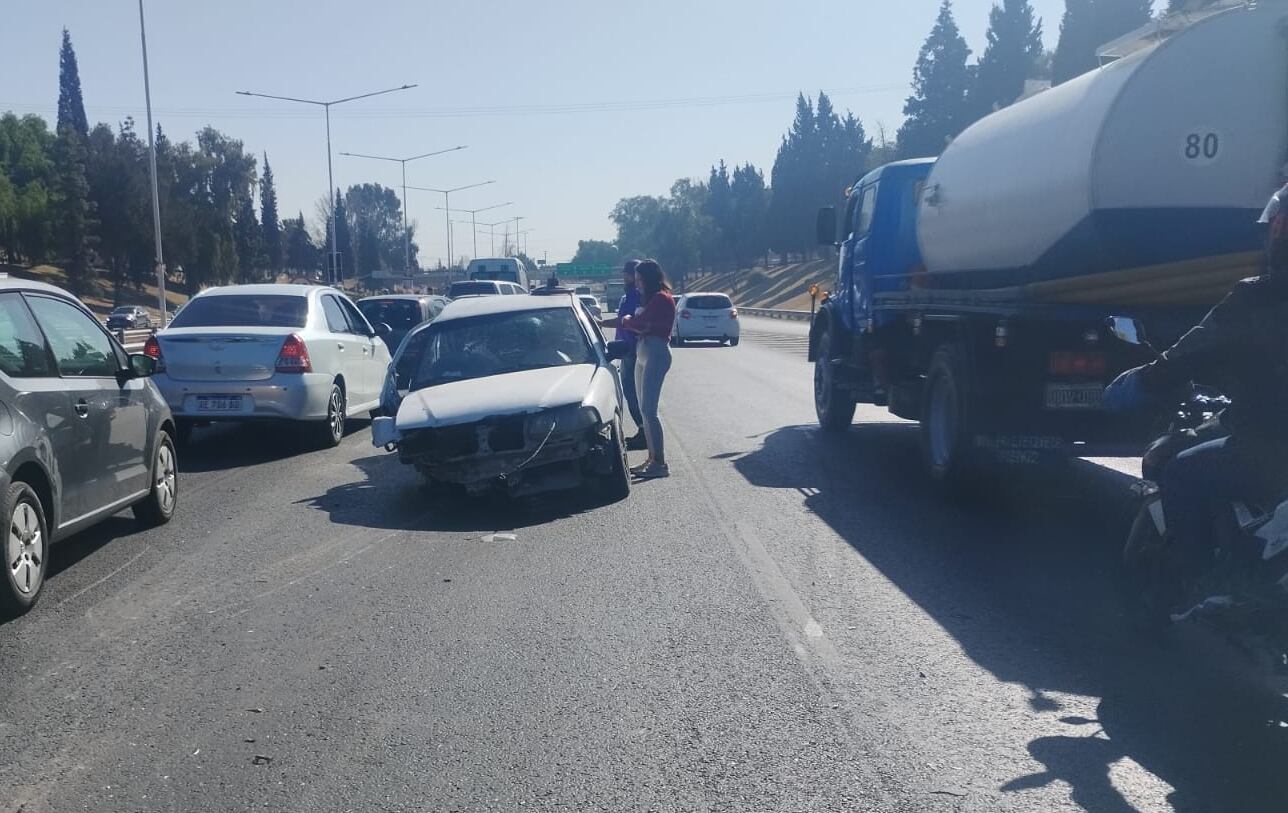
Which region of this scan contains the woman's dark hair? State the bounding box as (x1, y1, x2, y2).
(636, 259, 670, 298)
(623, 258, 641, 277)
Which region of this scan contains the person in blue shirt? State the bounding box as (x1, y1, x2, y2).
(599, 259, 647, 450)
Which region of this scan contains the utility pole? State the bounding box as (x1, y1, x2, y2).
(138, 0, 165, 322)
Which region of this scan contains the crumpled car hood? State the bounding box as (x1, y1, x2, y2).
(395, 364, 597, 430)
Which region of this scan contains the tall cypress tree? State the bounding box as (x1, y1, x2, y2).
(970, 1, 1044, 118)
(767, 94, 817, 260)
(898, 1, 974, 159)
(260, 153, 281, 273)
(53, 29, 95, 293)
(332, 189, 352, 279)
(1053, 0, 1154, 85)
(56, 29, 89, 140)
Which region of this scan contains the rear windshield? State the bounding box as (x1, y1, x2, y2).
(359, 299, 422, 329)
(448, 281, 499, 298)
(685, 294, 732, 310)
(111, 307, 134, 314)
(169, 294, 308, 328)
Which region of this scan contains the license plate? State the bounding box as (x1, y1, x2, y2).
(197, 395, 243, 412)
(1045, 383, 1103, 410)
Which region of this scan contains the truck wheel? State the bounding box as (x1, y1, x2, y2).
(814, 327, 856, 431)
(920, 345, 974, 483)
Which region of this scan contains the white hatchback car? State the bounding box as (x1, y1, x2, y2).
(371, 292, 630, 501)
(672, 292, 739, 346)
(149, 284, 393, 447)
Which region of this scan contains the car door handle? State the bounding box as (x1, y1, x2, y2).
(74, 399, 89, 418)
(337, 343, 346, 351)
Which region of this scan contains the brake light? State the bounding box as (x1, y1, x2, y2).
(680, 309, 692, 320)
(143, 335, 165, 372)
(729, 308, 738, 319)
(276, 334, 312, 373)
(1048, 351, 1107, 377)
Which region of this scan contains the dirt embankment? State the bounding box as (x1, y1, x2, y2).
(684, 259, 833, 310)
(1, 264, 190, 320)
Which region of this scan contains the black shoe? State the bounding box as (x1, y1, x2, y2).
(626, 432, 648, 451)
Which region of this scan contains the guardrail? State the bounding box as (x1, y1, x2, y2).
(112, 328, 154, 353)
(739, 307, 813, 322)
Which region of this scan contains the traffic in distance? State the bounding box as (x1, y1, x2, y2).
(5, 2, 1288, 810)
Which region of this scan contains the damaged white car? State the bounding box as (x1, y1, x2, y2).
(371, 293, 632, 501)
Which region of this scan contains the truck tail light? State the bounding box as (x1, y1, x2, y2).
(276, 334, 312, 373)
(1048, 351, 1107, 377)
(143, 335, 165, 372)
(680, 309, 692, 320)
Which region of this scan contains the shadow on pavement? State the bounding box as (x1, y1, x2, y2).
(178, 421, 362, 473)
(297, 453, 605, 533)
(731, 422, 1288, 812)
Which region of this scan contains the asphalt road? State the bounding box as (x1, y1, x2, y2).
(2, 315, 1285, 812)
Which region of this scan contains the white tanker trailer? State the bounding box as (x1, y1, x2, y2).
(808, 0, 1288, 481)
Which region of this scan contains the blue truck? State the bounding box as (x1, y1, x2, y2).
(808, 2, 1286, 483)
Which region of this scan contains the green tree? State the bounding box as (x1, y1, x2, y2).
(703, 160, 734, 269)
(260, 153, 281, 272)
(56, 29, 89, 140)
(767, 94, 817, 260)
(343, 183, 413, 277)
(234, 195, 260, 282)
(1053, 0, 1153, 85)
(53, 29, 96, 292)
(898, 0, 974, 159)
(729, 163, 769, 269)
(970, 0, 1045, 118)
(570, 239, 621, 266)
(0, 113, 56, 262)
(283, 212, 319, 274)
(87, 120, 150, 298)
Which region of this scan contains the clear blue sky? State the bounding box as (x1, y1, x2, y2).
(2, 0, 1069, 266)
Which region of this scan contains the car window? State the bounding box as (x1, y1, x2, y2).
(0, 293, 52, 378)
(410, 306, 595, 390)
(447, 281, 500, 298)
(393, 328, 431, 391)
(169, 294, 307, 328)
(686, 294, 733, 310)
(360, 299, 422, 330)
(338, 297, 373, 335)
(320, 295, 350, 333)
(26, 295, 119, 377)
(854, 183, 879, 239)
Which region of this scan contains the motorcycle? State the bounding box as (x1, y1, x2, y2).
(1108, 317, 1288, 691)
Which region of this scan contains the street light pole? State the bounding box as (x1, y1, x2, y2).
(406, 181, 495, 272)
(339, 146, 467, 276)
(433, 203, 513, 264)
(235, 82, 417, 285)
(137, 0, 165, 322)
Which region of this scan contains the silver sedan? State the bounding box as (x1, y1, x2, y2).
(149, 284, 393, 447)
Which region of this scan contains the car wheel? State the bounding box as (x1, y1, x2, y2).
(133, 431, 178, 527)
(920, 344, 975, 485)
(315, 383, 346, 448)
(599, 421, 632, 503)
(1, 481, 49, 618)
(814, 327, 856, 431)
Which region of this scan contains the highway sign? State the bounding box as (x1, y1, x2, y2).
(555, 263, 615, 279)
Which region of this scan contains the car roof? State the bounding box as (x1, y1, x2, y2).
(679, 291, 731, 299)
(0, 275, 82, 299)
(434, 292, 575, 324)
(358, 294, 425, 302)
(194, 283, 327, 298)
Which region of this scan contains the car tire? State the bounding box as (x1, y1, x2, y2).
(133, 430, 178, 527)
(315, 383, 346, 449)
(0, 481, 49, 618)
(599, 421, 632, 503)
(729, 337, 740, 347)
(814, 327, 856, 431)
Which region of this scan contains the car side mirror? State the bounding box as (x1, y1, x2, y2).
(817, 206, 838, 246)
(129, 353, 156, 378)
(605, 340, 628, 362)
(1106, 316, 1147, 347)
(374, 322, 392, 337)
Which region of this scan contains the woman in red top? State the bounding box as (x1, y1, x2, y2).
(620, 259, 676, 478)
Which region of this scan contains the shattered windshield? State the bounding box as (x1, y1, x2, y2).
(409, 307, 595, 390)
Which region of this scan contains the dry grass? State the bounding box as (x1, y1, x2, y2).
(685, 259, 833, 310)
(2, 264, 190, 320)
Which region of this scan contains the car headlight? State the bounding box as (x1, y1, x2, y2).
(529, 405, 599, 437)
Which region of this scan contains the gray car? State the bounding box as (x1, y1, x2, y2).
(357, 294, 448, 353)
(0, 277, 178, 616)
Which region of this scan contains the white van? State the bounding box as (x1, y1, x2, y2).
(466, 257, 530, 290)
